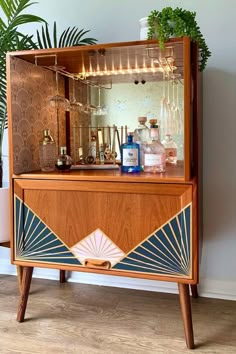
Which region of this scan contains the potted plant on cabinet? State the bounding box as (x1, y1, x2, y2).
(147, 7, 211, 71)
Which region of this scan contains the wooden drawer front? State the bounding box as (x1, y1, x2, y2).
(14, 179, 193, 280)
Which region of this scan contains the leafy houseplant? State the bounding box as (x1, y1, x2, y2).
(147, 7, 211, 71)
(0, 0, 97, 187)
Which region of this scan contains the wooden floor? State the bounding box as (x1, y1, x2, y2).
(0, 275, 235, 354)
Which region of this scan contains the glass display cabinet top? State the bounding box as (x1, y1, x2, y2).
(8, 38, 192, 182)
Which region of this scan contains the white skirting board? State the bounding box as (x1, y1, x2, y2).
(0, 248, 235, 301)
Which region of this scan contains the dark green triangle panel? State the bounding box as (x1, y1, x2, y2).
(112, 205, 191, 277)
(14, 196, 81, 266)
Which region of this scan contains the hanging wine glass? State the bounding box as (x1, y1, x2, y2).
(93, 86, 107, 116)
(165, 58, 178, 135)
(170, 73, 182, 135)
(174, 79, 183, 135)
(170, 80, 177, 134)
(159, 71, 168, 139)
(82, 84, 97, 114)
(48, 56, 70, 111)
(70, 77, 83, 112)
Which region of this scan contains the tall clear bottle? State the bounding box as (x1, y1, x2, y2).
(121, 133, 140, 173)
(149, 118, 160, 136)
(161, 133, 178, 165)
(39, 129, 56, 172)
(133, 117, 150, 170)
(143, 127, 166, 173)
(133, 116, 150, 144)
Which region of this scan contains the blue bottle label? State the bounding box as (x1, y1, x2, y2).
(122, 148, 139, 166)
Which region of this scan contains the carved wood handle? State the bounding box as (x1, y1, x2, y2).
(84, 258, 111, 270)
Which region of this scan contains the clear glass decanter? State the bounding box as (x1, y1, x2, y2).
(143, 127, 166, 173)
(133, 117, 150, 144)
(133, 117, 150, 170)
(39, 129, 56, 172)
(161, 133, 178, 165)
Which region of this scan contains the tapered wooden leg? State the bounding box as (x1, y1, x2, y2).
(178, 283, 194, 349)
(17, 265, 23, 294)
(190, 284, 198, 298)
(59, 270, 66, 283)
(17, 266, 33, 323)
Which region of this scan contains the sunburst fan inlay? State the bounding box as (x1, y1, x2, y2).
(113, 204, 191, 277)
(14, 196, 81, 265)
(71, 229, 125, 266)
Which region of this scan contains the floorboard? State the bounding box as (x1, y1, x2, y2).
(0, 275, 235, 353)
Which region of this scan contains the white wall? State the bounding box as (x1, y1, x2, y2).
(1, 0, 236, 300)
(2, 129, 9, 186)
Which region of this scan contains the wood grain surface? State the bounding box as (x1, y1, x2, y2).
(12, 179, 195, 283)
(0, 275, 235, 354)
(15, 180, 192, 251)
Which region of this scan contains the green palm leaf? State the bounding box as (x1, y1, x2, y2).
(1, 0, 38, 20)
(59, 26, 71, 47)
(37, 21, 97, 49)
(53, 21, 57, 48)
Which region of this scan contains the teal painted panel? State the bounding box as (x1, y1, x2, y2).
(14, 195, 192, 277)
(14, 196, 81, 266)
(113, 205, 191, 277)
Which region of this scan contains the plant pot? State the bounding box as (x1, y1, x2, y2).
(139, 17, 149, 40)
(0, 187, 10, 242)
(139, 17, 158, 40)
(0, 158, 2, 188)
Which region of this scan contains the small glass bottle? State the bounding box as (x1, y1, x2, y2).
(133, 117, 150, 144)
(149, 118, 159, 128)
(55, 146, 72, 171)
(161, 134, 178, 165)
(143, 127, 166, 173)
(121, 133, 140, 173)
(149, 118, 162, 143)
(149, 118, 160, 133)
(39, 129, 56, 172)
(133, 116, 150, 170)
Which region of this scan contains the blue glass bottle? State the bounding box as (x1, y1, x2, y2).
(121, 133, 140, 173)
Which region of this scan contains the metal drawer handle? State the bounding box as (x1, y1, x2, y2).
(84, 258, 111, 270)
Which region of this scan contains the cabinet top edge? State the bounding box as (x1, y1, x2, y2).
(12, 172, 194, 185)
(6, 37, 190, 59)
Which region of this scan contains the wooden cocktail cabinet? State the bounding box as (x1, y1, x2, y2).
(7, 37, 201, 349)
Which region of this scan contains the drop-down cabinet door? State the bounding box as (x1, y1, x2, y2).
(13, 178, 196, 283)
